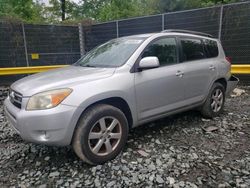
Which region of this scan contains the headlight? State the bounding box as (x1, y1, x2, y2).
(26, 88, 72, 110)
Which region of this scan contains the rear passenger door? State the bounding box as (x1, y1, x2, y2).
(179, 37, 218, 104)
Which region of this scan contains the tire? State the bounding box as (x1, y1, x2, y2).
(201, 82, 225, 118)
(72, 104, 129, 165)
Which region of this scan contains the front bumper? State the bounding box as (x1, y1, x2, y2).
(4, 97, 77, 146)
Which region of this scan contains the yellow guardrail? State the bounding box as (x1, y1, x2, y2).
(0, 65, 68, 76)
(231, 65, 250, 74)
(0, 64, 249, 76)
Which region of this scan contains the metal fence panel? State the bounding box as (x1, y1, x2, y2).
(1, 1, 250, 71)
(24, 24, 80, 66)
(0, 21, 27, 68)
(118, 15, 162, 37)
(221, 3, 250, 65)
(85, 22, 117, 51)
(164, 7, 221, 37)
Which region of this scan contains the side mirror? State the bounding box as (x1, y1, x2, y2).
(138, 56, 160, 70)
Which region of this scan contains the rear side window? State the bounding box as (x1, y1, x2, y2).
(180, 38, 205, 61)
(203, 39, 219, 58)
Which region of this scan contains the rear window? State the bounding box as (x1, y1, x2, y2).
(180, 38, 205, 61)
(203, 39, 219, 58)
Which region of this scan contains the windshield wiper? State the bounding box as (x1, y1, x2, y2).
(80, 64, 96, 68)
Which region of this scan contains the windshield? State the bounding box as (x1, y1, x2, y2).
(74, 38, 144, 68)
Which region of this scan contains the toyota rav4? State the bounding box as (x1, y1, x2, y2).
(4, 30, 238, 164)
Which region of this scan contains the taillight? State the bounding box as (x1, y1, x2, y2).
(226, 56, 232, 64)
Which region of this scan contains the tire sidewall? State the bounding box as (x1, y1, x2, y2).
(76, 105, 128, 164)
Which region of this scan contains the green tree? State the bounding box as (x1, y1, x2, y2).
(61, 0, 66, 21)
(155, 0, 243, 13)
(96, 0, 157, 21)
(43, 0, 80, 23)
(0, 0, 45, 23)
(74, 0, 107, 20)
(0, 0, 244, 24)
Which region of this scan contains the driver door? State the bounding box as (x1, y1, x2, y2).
(134, 37, 185, 121)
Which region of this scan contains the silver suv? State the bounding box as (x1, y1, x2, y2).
(4, 30, 238, 164)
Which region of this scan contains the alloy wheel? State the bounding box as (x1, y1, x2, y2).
(211, 88, 223, 112)
(88, 116, 122, 156)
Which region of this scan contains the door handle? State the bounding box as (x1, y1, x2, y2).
(209, 65, 215, 70)
(176, 70, 184, 77)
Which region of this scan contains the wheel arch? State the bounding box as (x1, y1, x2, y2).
(214, 77, 227, 90)
(82, 97, 134, 129)
(70, 96, 134, 144)
(202, 77, 228, 105)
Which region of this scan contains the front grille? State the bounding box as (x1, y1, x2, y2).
(9, 89, 22, 109)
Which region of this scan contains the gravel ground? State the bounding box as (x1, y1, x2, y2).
(0, 86, 249, 188)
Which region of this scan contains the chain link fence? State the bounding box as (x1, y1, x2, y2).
(0, 22, 26, 68)
(0, 1, 249, 70)
(221, 2, 250, 65)
(0, 21, 80, 68)
(83, 1, 250, 65)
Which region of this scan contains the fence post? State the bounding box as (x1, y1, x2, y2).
(78, 23, 85, 56)
(21, 23, 29, 67)
(162, 14, 165, 31)
(218, 5, 224, 40)
(116, 20, 119, 38)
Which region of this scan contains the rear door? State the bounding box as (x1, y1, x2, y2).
(179, 37, 218, 104)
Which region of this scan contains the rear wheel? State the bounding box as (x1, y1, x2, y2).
(201, 82, 225, 118)
(72, 104, 129, 165)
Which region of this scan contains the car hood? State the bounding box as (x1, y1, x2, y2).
(11, 65, 116, 96)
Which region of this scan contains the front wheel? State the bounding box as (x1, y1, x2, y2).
(200, 82, 225, 118)
(72, 104, 129, 165)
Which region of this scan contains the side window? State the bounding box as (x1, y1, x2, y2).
(181, 38, 205, 61)
(203, 39, 219, 58)
(142, 38, 177, 66)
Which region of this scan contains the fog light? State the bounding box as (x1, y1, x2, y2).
(39, 131, 50, 141)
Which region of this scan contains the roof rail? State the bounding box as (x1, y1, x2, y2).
(161, 29, 214, 38)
